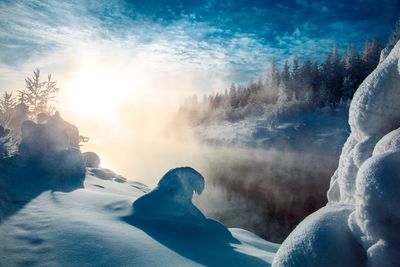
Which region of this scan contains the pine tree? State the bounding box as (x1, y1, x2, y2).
(291, 56, 301, 100)
(269, 58, 281, 88)
(23, 68, 46, 118)
(388, 18, 400, 46)
(0, 91, 16, 114)
(39, 74, 59, 115)
(281, 60, 290, 86)
(20, 69, 59, 120)
(362, 38, 384, 75)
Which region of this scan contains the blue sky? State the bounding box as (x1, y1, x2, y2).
(0, 0, 399, 91)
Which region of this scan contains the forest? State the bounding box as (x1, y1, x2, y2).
(179, 34, 397, 125)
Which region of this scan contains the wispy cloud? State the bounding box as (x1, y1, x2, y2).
(0, 0, 398, 92)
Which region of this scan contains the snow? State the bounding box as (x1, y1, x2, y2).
(350, 151, 400, 245)
(131, 167, 205, 219)
(349, 41, 400, 141)
(273, 204, 366, 267)
(0, 164, 278, 266)
(372, 127, 400, 156)
(273, 41, 400, 267)
(333, 40, 400, 204)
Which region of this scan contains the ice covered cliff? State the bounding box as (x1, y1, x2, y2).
(273, 41, 400, 267)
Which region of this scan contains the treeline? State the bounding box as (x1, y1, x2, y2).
(180, 18, 400, 125)
(180, 38, 384, 124)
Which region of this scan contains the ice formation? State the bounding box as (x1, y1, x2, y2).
(273, 41, 400, 267)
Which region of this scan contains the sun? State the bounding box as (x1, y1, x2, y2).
(66, 65, 132, 119)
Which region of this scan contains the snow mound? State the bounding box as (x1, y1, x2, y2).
(349, 41, 400, 141)
(273, 41, 400, 266)
(124, 167, 276, 266)
(372, 128, 400, 155)
(1, 163, 277, 266)
(331, 41, 400, 203)
(131, 167, 206, 219)
(347, 150, 400, 267)
(273, 204, 365, 267)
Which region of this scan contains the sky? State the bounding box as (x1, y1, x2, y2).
(0, 0, 399, 93)
(0, 0, 399, 183)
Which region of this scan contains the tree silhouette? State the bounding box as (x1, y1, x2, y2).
(19, 68, 59, 119)
(0, 91, 16, 114)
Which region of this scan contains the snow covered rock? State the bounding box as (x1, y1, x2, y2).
(349, 151, 400, 266)
(372, 127, 400, 156)
(349, 41, 400, 141)
(19, 112, 80, 156)
(331, 41, 400, 203)
(273, 204, 365, 267)
(131, 167, 205, 219)
(129, 167, 237, 243)
(274, 41, 400, 266)
(83, 151, 101, 167)
(379, 45, 394, 64)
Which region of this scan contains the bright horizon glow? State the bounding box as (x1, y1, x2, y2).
(66, 65, 133, 119)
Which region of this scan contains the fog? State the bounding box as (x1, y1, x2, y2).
(57, 93, 341, 243)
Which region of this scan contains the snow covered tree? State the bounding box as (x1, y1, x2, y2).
(388, 18, 400, 46)
(362, 38, 384, 76)
(268, 58, 281, 88)
(0, 91, 16, 114)
(0, 125, 13, 158)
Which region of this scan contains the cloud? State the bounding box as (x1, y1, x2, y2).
(0, 0, 398, 92)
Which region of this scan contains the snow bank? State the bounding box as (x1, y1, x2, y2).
(0, 165, 277, 266)
(273, 41, 400, 267)
(125, 167, 276, 266)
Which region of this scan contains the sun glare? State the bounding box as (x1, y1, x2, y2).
(66, 65, 132, 119)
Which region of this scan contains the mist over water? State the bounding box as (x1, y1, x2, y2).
(61, 99, 342, 243)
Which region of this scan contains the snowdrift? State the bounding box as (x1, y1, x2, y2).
(273, 42, 400, 266)
(0, 150, 278, 267)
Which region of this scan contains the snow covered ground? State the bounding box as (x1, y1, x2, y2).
(0, 166, 279, 266)
(194, 104, 349, 155)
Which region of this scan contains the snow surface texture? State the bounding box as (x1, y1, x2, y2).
(273, 41, 400, 267)
(0, 163, 278, 266)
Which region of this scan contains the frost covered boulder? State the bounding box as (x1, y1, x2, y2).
(329, 41, 400, 203)
(20, 112, 80, 156)
(129, 166, 233, 242)
(132, 167, 205, 219)
(18, 112, 85, 185)
(349, 41, 400, 141)
(273, 204, 366, 267)
(83, 151, 101, 168)
(274, 41, 400, 267)
(348, 151, 400, 267)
